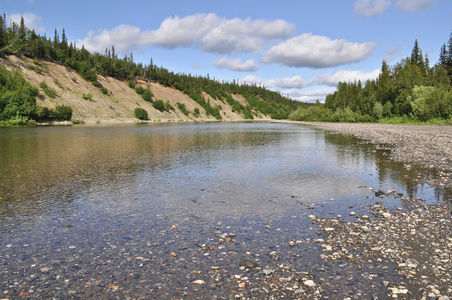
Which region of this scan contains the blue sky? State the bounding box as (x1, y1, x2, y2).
(3, 0, 452, 102)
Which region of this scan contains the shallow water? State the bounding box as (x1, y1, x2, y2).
(0, 122, 447, 298)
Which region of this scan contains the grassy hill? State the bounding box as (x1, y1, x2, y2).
(0, 55, 272, 124)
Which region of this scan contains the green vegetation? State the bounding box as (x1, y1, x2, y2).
(40, 80, 57, 98)
(134, 107, 148, 120)
(0, 66, 73, 125)
(177, 102, 190, 116)
(152, 100, 165, 112)
(290, 34, 452, 123)
(82, 92, 93, 101)
(53, 105, 73, 121)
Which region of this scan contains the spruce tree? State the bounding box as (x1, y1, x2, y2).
(0, 15, 3, 48)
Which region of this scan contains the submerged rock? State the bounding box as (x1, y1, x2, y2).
(239, 259, 258, 269)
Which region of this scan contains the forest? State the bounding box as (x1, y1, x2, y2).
(289, 33, 452, 124)
(0, 15, 303, 125)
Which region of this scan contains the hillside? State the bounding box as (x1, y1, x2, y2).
(0, 55, 270, 124)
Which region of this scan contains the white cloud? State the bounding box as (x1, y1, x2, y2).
(309, 69, 380, 87)
(239, 75, 306, 89)
(200, 17, 294, 55)
(240, 75, 266, 86)
(261, 33, 376, 69)
(212, 58, 259, 72)
(78, 13, 295, 55)
(385, 45, 404, 62)
(354, 0, 392, 17)
(311, 69, 381, 86)
(8, 13, 45, 34)
(395, 0, 433, 11)
(284, 88, 337, 102)
(265, 75, 306, 89)
(78, 24, 143, 54)
(142, 13, 220, 48)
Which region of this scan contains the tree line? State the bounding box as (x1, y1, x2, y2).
(0, 15, 302, 124)
(290, 32, 452, 123)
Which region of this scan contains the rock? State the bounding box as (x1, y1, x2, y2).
(192, 280, 206, 285)
(263, 269, 274, 276)
(239, 258, 258, 269)
(304, 280, 316, 287)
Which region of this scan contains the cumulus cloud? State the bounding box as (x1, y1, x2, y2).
(78, 25, 143, 54)
(261, 33, 376, 69)
(142, 13, 219, 48)
(199, 17, 294, 55)
(213, 58, 259, 72)
(311, 69, 381, 86)
(283, 88, 337, 102)
(78, 13, 295, 55)
(395, 0, 433, 11)
(240, 75, 266, 86)
(354, 0, 392, 17)
(239, 75, 306, 90)
(8, 13, 45, 34)
(265, 76, 306, 89)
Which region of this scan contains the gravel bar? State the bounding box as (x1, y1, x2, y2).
(250, 121, 452, 299)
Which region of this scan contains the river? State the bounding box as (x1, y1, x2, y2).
(0, 122, 447, 298)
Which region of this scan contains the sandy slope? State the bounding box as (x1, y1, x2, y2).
(0, 55, 270, 123)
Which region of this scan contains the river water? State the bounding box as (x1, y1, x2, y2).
(0, 122, 447, 298)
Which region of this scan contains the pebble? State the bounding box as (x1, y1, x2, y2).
(192, 280, 206, 285)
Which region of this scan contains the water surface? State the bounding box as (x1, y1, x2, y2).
(0, 122, 446, 298)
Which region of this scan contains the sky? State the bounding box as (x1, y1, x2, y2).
(3, 0, 452, 102)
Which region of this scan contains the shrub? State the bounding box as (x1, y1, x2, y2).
(40, 81, 57, 98)
(134, 107, 148, 120)
(142, 88, 153, 102)
(193, 108, 200, 117)
(54, 79, 63, 88)
(177, 102, 189, 115)
(135, 86, 145, 95)
(35, 106, 52, 121)
(100, 87, 109, 95)
(82, 93, 93, 101)
(165, 101, 175, 112)
(54, 105, 73, 121)
(153, 100, 165, 112)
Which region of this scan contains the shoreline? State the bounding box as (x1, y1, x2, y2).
(260, 121, 452, 299)
(274, 121, 452, 189)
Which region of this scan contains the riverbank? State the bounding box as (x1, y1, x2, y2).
(252, 121, 452, 299)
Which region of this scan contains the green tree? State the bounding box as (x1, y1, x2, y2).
(134, 107, 148, 120)
(153, 99, 165, 112)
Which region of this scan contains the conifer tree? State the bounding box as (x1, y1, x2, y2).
(0, 14, 4, 49)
